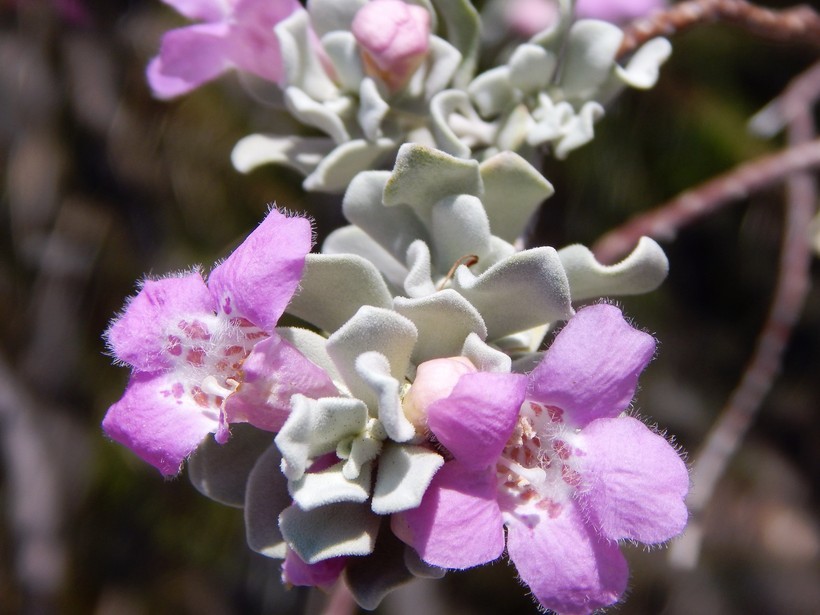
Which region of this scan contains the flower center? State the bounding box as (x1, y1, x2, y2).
(162, 314, 267, 420)
(496, 401, 582, 523)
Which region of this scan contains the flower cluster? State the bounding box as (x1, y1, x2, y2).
(104, 2, 690, 613)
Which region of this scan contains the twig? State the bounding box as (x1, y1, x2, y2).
(669, 63, 819, 569)
(618, 0, 820, 59)
(320, 581, 357, 615)
(592, 139, 820, 264)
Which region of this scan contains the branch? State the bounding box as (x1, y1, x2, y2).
(668, 63, 818, 570)
(618, 0, 820, 59)
(592, 138, 820, 264)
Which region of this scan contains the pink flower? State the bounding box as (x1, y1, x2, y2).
(393, 305, 689, 615)
(103, 210, 337, 476)
(575, 0, 665, 23)
(351, 0, 431, 92)
(147, 0, 302, 99)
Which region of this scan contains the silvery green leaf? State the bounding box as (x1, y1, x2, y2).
(342, 170, 431, 263)
(479, 151, 554, 243)
(355, 352, 415, 442)
(358, 78, 390, 141)
(452, 247, 573, 340)
(275, 395, 369, 481)
(279, 501, 380, 564)
(422, 35, 463, 99)
(244, 443, 291, 558)
(326, 306, 417, 408)
(530, 98, 603, 159)
(494, 103, 533, 152)
(496, 323, 551, 355)
(324, 226, 409, 290)
(337, 427, 383, 479)
(615, 37, 672, 89)
(307, 0, 366, 37)
(394, 290, 487, 363)
(321, 31, 365, 92)
(276, 11, 339, 100)
(468, 66, 515, 118)
(345, 521, 415, 609)
(303, 137, 396, 192)
(286, 253, 393, 334)
(481, 236, 518, 270)
(231, 134, 333, 175)
(289, 461, 373, 510)
(284, 87, 351, 145)
(429, 0, 479, 87)
(188, 423, 274, 508)
(432, 194, 492, 267)
(508, 44, 557, 94)
(429, 90, 474, 158)
(384, 144, 482, 223)
(560, 20, 623, 101)
(461, 332, 511, 373)
(529, 0, 575, 49)
(403, 240, 438, 298)
(371, 443, 444, 514)
(557, 236, 669, 301)
(275, 327, 345, 389)
(404, 547, 446, 578)
(512, 350, 545, 374)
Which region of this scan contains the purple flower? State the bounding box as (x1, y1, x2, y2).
(147, 0, 303, 99)
(575, 0, 665, 23)
(103, 210, 337, 476)
(393, 304, 689, 615)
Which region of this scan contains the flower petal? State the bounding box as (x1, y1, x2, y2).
(528, 304, 655, 428)
(506, 504, 628, 615)
(147, 23, 231, 99)
(224, 333, 338, 433)
(427, 372, 527, 469)
(393, 462, 504, 569)
(578, 416, 689, 543)
(107, 272, 214, 372)
(208, 209, 311, 332)
(161, 0, 227, 22)
(282, 550, 346, 589)
(102, 372, 215, 476)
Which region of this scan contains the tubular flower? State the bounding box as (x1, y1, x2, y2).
(103, 210, 337, 475)
(393, 304, 689, 615)
(147, 0, 303, 99)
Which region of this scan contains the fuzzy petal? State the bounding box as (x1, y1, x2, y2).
(578, 416, 689, 543)
(147, 23, 231, 99)
(102, 372, 215, 476)
(208, 209, 311, 332)
(393, 462, 504, 569)
(107, 272, 215, 372)
(506, 505, 628, 615)
(528, 304, 655, 428)
(427, 372, 527, 470)
(224, 334, 338, 432)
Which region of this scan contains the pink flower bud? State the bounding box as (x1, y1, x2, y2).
(351, 0, 431, 92)
(403, 357, 476, 428)
(505, 0, 559, 39)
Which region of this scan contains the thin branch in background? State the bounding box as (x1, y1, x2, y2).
(668, 63, 819, 569)
(618, 0, 820, 59)
(591, 138, 820, 264)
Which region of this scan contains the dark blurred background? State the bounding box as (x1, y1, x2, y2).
(1, 1, 818, 613)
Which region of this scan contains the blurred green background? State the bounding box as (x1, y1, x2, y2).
(1, 1, 818, 613)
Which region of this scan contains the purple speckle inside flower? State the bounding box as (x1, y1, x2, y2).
(497, 401, 583, 519)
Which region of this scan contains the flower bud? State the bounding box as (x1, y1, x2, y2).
(403, 357, 476, 428)
(351, 0, 431, 92)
